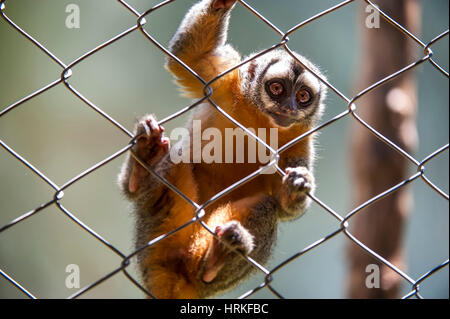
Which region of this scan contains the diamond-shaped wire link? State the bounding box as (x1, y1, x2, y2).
(0, 0, 448, 299)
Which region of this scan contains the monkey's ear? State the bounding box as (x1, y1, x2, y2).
(247, 60, 257, 83)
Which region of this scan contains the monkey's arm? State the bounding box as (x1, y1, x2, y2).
(276, 158, 315, 221)
(166, 0, 240, 98)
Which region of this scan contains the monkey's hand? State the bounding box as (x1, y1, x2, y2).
(211, 0, 237, 10)
(278, 167, 314, 220)
(202, 221, 254, 283)
(128, 115, 170, 193)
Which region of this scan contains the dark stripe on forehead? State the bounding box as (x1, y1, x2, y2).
(256, 57, 280, 85)
(291, 60, 304, 83)
(254, 57, 280, 110)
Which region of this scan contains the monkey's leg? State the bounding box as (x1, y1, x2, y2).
(141, 217, 254, 298)
(166, 0, 240, 98)
(198, 194, 278, 286)
(277, 166, 315, 220)
(118, 114, 170, 199)
(202, 220, 254, 283)
(143, 194, 277, 298)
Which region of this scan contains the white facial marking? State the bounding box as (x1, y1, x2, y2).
(298, 72, 320, 95)
(264, 59, 293, 82)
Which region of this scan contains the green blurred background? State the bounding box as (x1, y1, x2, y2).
(0, 0, 448, 298)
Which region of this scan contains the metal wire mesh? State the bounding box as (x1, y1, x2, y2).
(0, 0, 448, 299)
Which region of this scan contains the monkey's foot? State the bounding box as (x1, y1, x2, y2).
(212, 0, 237, 10)
(283, 166, 314, 201)
(128, 115, 170, 193)
(283, 167, 313, 196)
(279, 166, 314, 216)
(202, 221, 254, 283)
(133, 115, 170, 164)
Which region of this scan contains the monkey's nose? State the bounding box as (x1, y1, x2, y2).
(279, 105, 297, 115)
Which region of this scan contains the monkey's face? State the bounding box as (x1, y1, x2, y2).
(241, 50, 326, 128)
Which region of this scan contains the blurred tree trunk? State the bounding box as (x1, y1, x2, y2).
(348, 0, 420, 298)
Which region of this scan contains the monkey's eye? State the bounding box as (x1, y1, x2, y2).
(296, 88, 313, 106)
(266, 80, 285, 98)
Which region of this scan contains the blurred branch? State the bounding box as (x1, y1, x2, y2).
(348, 0, 421, 298)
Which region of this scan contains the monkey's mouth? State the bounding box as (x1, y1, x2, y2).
(265, 110, 298, 127)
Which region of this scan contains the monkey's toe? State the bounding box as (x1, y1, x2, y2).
(128, 115, 170, 193)
(133, 115, 170, 166)
(135, 115, 164, 143)
(283, 167, 313, 195)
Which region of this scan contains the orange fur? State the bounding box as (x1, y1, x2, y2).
(139, 68, 312, 298)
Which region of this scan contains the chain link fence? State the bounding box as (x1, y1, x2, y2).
(0, 0, 448, 299)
